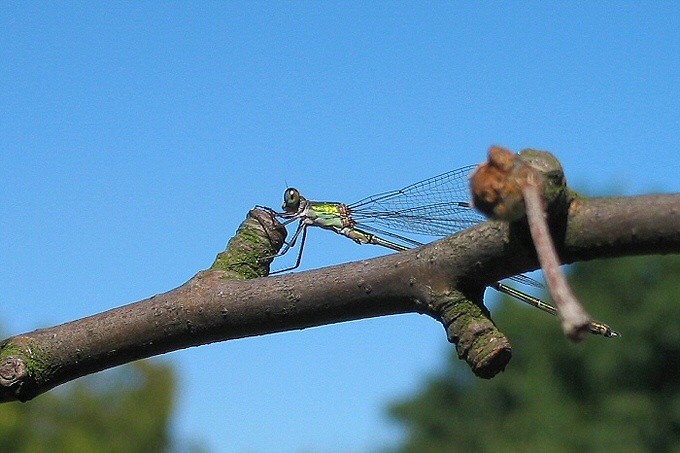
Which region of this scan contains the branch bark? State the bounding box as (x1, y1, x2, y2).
(1, 153, 679, 402)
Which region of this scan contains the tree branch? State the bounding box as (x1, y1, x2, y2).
(2, 153, 679, 402)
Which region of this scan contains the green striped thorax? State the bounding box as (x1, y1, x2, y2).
(281, 188, 356, 230)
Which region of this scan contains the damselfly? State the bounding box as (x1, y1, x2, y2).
(264, 165, 618, 337)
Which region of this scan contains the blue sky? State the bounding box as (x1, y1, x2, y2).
(2, 3, 679, 452)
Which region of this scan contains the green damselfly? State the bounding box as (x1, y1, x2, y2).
(264, 165, 618, 337)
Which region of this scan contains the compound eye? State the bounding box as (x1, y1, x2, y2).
(283, 188, 301, 212)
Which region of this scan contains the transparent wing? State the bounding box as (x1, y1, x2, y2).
(349, 165, 487, 236)
(349, 166, 543, 289)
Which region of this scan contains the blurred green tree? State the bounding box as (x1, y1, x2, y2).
(388, 255, 680, 453)
(0, 359, 201, 453)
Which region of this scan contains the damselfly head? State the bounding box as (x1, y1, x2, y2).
(282, 188, 303, 212)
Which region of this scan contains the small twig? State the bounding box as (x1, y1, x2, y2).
(520, 168, 590, 340)
(471, 146, 591, 341)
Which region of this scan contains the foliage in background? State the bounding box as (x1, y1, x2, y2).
(0, 359, 203, 453)
(388, 255, 680, 452)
